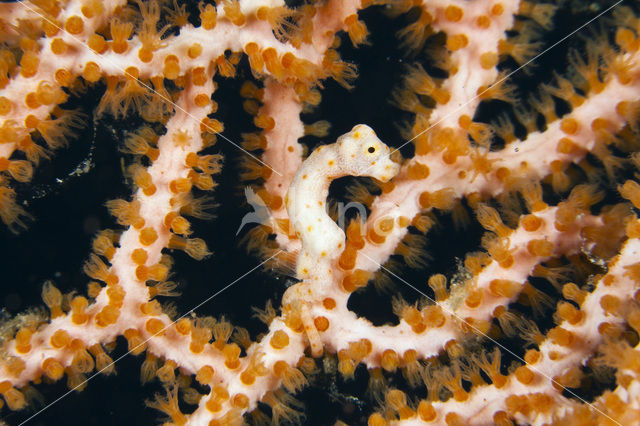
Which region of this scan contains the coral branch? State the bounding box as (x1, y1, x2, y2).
(2, 0, 640, 425)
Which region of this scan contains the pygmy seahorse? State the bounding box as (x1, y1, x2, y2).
(284, 124, 399, 355)
(286, 124, 399, 278)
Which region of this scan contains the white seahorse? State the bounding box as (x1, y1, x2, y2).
(285, 124, 400, 355)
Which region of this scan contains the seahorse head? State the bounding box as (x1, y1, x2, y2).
(335, 124, 400, 182)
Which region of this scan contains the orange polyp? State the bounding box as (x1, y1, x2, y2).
(191, 67, 207, 86)
(196, 365, 215, 385)
(476, 205, 512, 237)
(342, 269, 371, 292)
(322, 298, 336, 309)
(71, 344, 95, 374)
(367, 224, 386, 244)
(223, 343, 241, 369)
(521, 214, 543, 232)
(498, 254, 514, 269)
(417, 400, 437, 421)
(169, 178, 192, 194)
(445, 5, 463, 21)
(527, 239, 554, 257)
(81, 0, 103, 17)
(146, 318, 166, 336)
(381, 349, 399, 372)
(515, 366, 535, 385)
(156, 360, 177, 383)
(0, 382, 26, 411)
(199, 3, 217, 29)
(131, 248, 148, 265)
(262, 48, 284, 79)
(185, 153, 222, 175)
(0, 97, 12, 116)
(87, 281, 102, 299)
(346, 220, 365, 249)
(163, 55, 181, 80)
(446, 34, 468, 51)
(338, 351, 356, 378)
(70, 296, 89, 324)
(465, 289, 483, 308)
(187, 43, 202, 59)
(194, 93, 210, 107)
(130, 166, 156, 195)
(548, 327, 574, 347)
(489, 279, 520, 298)
(407, 161, 430, 179)
(50, 329, 71, 348)
(254, 114, 276, 130)
(87, 34, 108, 54)
(524, 349, 541, 365)
(423, 305, 446, 328)
(139, 301, 159, 316)
(255, 189, 282, 210)
(556, 302, 583, 325)
(224, 0, 246, 26)
(480, 52, 499, 69)
(230, 393, 249, 409)
(403, 306, 422, 327)
(139, 227, 158, 246)
(368, 413, 386, 426)
(616, 27, 639, 52)
(65, 15, 84, 34)
(313, 316, 329, 332)
(168, 215, 191, 235)
(175, 318, 191, 336)
(205, 397, 222, 413)
(95, 305, 120, 327)
(215, 55, 236, 77)
(477, 15, 491, 28)
(344, 14, 368, 46)
(4, 358, 25, 378)
(283, 55, 317, 82)
(620, 180, 640, 209)
(190, 325, 211, 353)
(42, 281, 64, 318)
(42, 19, 60, 37)
(244, 43, 264, 72)
(339, 246, 357, 271)
(168, 235, 211, 260)
(386, 389, 414, 419)
(20, 51, 40, 78)
(599, 294, 621, 316)
(240, 81, 263, 100)
(214, 385, 229, 399)
(562, 282, 586, 305)
(348, 339, 372, 360)
(14, 328, 32, 353)
(200, 117, 224, 134)
(50, 38, 68, 55)
(124, 329, 147, 355)
(560, 118, 579, 134)
(270, 330, 290, 349)
(42, 358, 64, 380)
(83, 61, 102, 83)
(428, 274, 448, 302)
(136, 263, 169, 282)
(602, 274, 616, 287)
(240, 370, 255, 385)
(106, 285, 125, 307)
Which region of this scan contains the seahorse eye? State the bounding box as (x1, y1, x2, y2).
(368, 146, 375, 153)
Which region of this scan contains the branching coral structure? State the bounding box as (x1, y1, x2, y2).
(2, 0, 640, 425)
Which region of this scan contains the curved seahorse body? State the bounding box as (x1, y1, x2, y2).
(286, 124, 400, 282)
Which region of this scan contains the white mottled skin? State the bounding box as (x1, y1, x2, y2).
(286, 124, 400, 281)
(284, 124, 399, 356)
